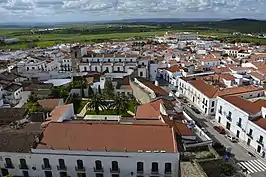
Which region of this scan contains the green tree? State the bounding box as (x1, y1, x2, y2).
(109, 94, 129, 114)
(103, 79, 114, 98)
(87, 94, 106, 115)
(88, 86, 94, 98)
(220, 163, 236, 176)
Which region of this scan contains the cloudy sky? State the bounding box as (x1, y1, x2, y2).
(0, 0, 266, 23)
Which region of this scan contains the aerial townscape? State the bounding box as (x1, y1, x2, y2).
(3, 21, 266, 177)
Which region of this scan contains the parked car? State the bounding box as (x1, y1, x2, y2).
(225, 134, 238, 143)
(213, 126, 226, 134)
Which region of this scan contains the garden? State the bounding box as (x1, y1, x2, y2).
(68, 78, 139, 117)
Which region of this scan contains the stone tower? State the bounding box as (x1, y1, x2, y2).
(70, 46, 82, 73)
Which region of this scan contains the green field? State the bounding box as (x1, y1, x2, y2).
(1, 19, 266, 49)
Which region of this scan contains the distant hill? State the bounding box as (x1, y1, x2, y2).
(1, 18, 266, 33)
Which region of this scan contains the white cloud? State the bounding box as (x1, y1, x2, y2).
(0, 0, 265, 22)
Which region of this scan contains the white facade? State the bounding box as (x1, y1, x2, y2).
(0, 150, 179, 177)
(176, 32, 198, 41)
(215, 97, 266, 157)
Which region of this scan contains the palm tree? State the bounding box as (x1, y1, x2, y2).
(110, 94, 129, 114)
(87, 94, 106, 115)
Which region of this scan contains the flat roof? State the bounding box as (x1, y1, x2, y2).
(0, 122, 42, 153)
(4, 83, 21, 92)
(35, 122, 177, 153)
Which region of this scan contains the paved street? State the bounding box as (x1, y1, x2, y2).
(181, 101, 266, 177)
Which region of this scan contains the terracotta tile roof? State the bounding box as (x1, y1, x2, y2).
(211, 66, 231, 73)
(38, 99, 62, 110)
(160, 114, 193, 136)
(220, 74, 236, 81)
(222, 96, 266, 114)
(251, 62, 266, 69)
(135, 99, 166, 119)
(166, 65, 182, 73)
(136, 78, 168, 96)
(252, 117, 266, 130)
(36, 122, 177, 152)
(190, 79, 263, 98)
(250, 72, 265, 81)
(189, 79, 219, 98)
(41, 104, 73, 127)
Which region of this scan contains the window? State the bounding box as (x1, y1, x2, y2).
(237, 118, 242, 127)
(119, 59, 121, 62)
(43, 158, 50, 169)
(77, 160, 84, 170)
(111, 175, 119, 177)
(211, 108, 214, 113)
(44, 171, 53, 177)
(58, 159, 66, 169)
(137, 162, 144, 172)
(140, 71, 143, 77)
(84, 66, 87, 71)
(228, 111, 232, 118)
(259, 136, 264, 143)
(95, 160, 102, 170)
(96, 174, 103, 177)
(19, 158, 28, 169)
(165, 163, 172, 174)
(211, 101, 215, 107)
(117, 67, 120, 72)
(23, 171, 29, 177)
(27, 67, 29, 71)
(5, 158, 13, 168)
(151, 162, 158, 172)
(95, 67, 98, 71)
(111, 161, 119, 171)
(248, 129, 253, 136)
(32, 67, 35, 70)
(59, 172, 67, 177)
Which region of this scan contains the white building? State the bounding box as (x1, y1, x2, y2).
(176, 32, 198, 41)
(0, 121, 179, 177)
(177, 77, 264, 115)
(215, 95, 266, 157)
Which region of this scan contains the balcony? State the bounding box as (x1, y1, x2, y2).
(19, 164, 28, 170)
(110, 168, 120, 173)
(137, 169, 144, 174)
(94, 167, 104, 172)
(5, 163, 14, 169)
(226, 115, 232, 122)
(247, 133, 253, 139)
(165, 170, 172, 176)
(257, 139, 264, 146)
(42, 164, 51, 170)
(237, 122, 242, 127)
(151, 170, 159, 174)
(75, 166, 85, 171)
(57, 165, 67, 171)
